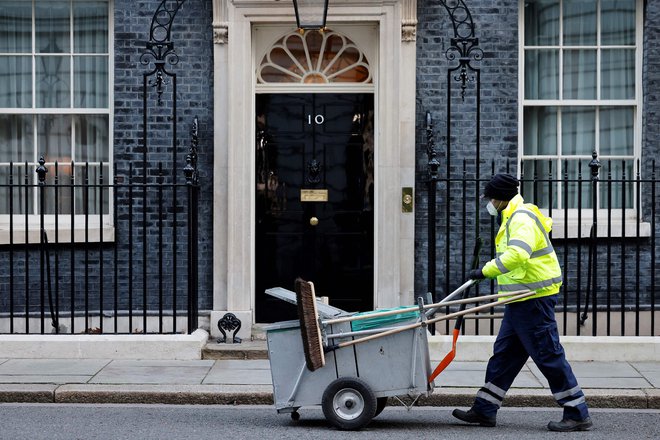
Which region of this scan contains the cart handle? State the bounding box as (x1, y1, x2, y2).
(324, 284, 532, 327)
(325, 290, 534, 351)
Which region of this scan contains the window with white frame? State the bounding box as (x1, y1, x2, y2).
(520, 0, 640, 211)
(0, 0, 111, 217)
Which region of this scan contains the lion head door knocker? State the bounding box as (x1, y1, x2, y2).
(307, 158, 321, 184)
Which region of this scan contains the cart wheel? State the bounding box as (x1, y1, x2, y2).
(290, 411, 300, 422)
(374, 397, 388, 417)
(321, 377, 377, 430)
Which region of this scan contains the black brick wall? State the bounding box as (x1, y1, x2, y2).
(414, 0, 659, 314)
(0, 0, 214, 329)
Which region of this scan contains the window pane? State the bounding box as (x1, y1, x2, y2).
(0, 114, 33, 162)
(36, 56, 71, 108)
(0, 1, 32, 53)
(42, 163, 73, 215)
(563, 160, 592, 209)
(524, 107, 557, 155)
(601, 49, 634, 100)
(0, 164, 34, 215)
(521, 159, 558, 209)
(600, 107, 633, 156)
(75, 115, 108, 162)
(74, 165, 109, 215)
(0, 56, 32, 108)
(74, 56, 108, 107)
(524, 0, 559, 46)
(563, 0, 596, 46)
(37, 114, 72, 163)
(600, 160, 633, 209)
(525, 50, 559, 99)
(601, 0, 635, 45)
(563, 49, 596, 99)
(36, 1, 70, 53)
(561, 107, 595, 155)
(74, 1, 108, 53)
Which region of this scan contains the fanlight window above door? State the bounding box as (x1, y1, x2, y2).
(257, 30, 371, 84)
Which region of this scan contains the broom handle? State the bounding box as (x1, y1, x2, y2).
(333, 290, 534, 349)
(323, 290, 519, 326)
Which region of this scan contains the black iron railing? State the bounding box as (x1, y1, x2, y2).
(0, 122, 200, 335)
(422, 149, 659, 337)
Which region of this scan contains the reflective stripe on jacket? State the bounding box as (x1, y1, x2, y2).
(482, 194, 562, 301)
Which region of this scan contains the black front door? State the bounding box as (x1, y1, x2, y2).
(255, 93, 374, 323)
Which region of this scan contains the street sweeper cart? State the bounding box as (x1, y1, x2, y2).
(265, 279, 533, 430)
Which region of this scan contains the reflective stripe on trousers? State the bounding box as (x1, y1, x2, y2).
(472, 295, 590, 420)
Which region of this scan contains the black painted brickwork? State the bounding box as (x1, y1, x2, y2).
(0, 0, 214, 324)
(414, 0, 659, 316)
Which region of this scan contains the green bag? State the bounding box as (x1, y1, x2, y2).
(350, 306, 419, 332)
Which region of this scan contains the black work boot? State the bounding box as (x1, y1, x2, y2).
(547, 417, 593, 432)
(452, 408, 496, 427)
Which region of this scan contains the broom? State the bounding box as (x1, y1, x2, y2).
(295, 278, 325, 371)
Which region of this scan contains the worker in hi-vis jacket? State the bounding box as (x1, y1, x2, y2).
(452, 173, 592, 432)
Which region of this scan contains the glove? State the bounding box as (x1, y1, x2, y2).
(468, 268, 486, 280)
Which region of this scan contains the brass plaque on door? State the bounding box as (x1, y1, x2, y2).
(301, 189, 328, 202)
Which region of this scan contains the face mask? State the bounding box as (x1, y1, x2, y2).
(486, 201, 499, 217)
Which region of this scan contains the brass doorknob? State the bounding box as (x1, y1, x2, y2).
(309, 217, 319, 226)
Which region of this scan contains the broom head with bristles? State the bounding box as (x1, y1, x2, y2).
(295, 278, 325, 371)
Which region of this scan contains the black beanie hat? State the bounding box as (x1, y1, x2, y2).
(483, 174, 519, 201)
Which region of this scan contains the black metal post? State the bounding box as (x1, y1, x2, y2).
(37, 157, 47, 334)
(184, 116, 200, 334)
(426, 112, 439, 334)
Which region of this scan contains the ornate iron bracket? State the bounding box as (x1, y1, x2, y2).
(217, 313, 242, 343)
(436, 1, 484, 102)
(140, 0, 187, 105)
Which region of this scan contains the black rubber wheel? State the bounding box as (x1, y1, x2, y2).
(374, 397, 388, 417)
(321, 377, 377, 430)
(290, 411, 300, 422)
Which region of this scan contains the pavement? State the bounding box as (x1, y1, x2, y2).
(0, 341, 658, 409)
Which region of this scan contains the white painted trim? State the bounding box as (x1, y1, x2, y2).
(0, 329, 209, 360)
(214, 2, 415, 332)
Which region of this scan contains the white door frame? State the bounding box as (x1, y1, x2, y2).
(210, 0, 417, 339)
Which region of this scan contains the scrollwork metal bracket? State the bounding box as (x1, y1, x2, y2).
(217, 313, 242, 343)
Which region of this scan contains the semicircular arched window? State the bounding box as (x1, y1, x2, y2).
(257, 29, 372, 84)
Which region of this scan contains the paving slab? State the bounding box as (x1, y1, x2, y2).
(434, 370, 543, 389)
(639, 371, 660, 387)
(0, 375, 91, 384)
(578, 377, 652, 389)
(430, 361, 488, 371)
(570, 361, 641, 378)
(202, 367, 272, 385)
(632, 362, 660, 372)
(89, 364, 211, 385)
(107, 360, 215, 368)
(212, 359, 270, 369)
(0, 359, 110, 375)
(0, 359, 8, 366)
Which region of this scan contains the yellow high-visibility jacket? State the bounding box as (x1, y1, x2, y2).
(482, 194, 562, 301)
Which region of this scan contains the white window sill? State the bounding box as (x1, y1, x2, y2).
(549, 219, 651, 239)
(0, 226, 115, 245)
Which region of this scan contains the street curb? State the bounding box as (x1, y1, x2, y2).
(0, 385, 656, 408)
(0, 384, 57, 403)
(54, 384, 274, 405)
